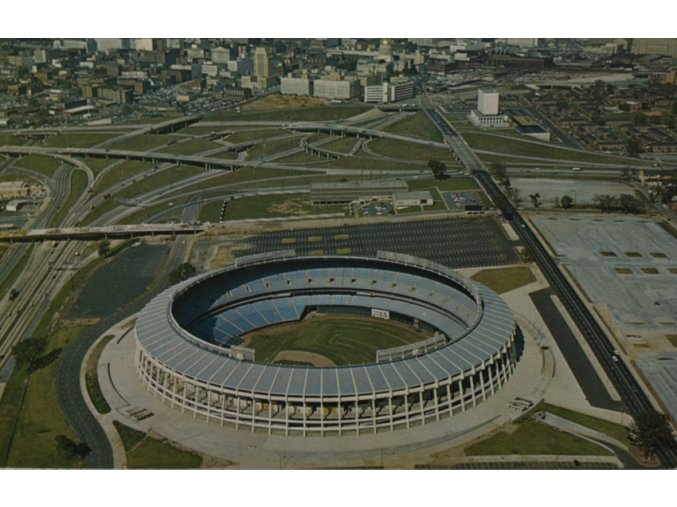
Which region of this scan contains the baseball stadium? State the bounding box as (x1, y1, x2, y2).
(134, 251, 518, 436)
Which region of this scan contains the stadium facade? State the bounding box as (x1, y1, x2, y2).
(135, 251, 518, 436)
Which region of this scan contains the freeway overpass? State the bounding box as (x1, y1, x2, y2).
(0, 223, 205, 243)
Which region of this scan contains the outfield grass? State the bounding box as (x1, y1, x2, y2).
(113, 421, 202, 469)
(471, 266, 536, 294)
(464, 419, 611, 456)
(49, 169, 88, 227)
(43, 133, 118, 148)
(383, 111, 444, 143)
(85, 335, 114, 415)
(14, 154, 62, 178)
(223, 193, 345, 221)
(244, 314, 431, 365)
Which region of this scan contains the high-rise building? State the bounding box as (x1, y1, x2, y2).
(281, 76, 311, 96)
(254, 47, 270, 78)
(631, 39, 677, 58)
(478, 89, 499, 115)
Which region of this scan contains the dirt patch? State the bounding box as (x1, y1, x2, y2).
(244, 94, 328, 111)
(272, 350, 335, 366)
(267, 198, 310, 216)
(208, 243, 249, 270)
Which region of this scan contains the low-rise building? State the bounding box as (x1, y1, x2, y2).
(313, 78, 356, 100)
(311, 180, 408, 205)
(281, 76, 311, 96)
(393, 191, 433, 208)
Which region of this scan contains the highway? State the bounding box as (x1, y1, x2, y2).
(425, 106, 677, 468)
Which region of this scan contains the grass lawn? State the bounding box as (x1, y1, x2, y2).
(113, 421, 202, 469)
(204, 105, 371, 123)
(49, 169, 88, 227)
(367, 138, 457, 162)
(14, 154, 62, 179)
(94, 160, 154, 193)
(0, 133, 27, 145)
(464, 419, 611, 456)
(463, 132, 649, 166)
(319, 136, 361, 154)
(225, 128, 288, 144)
(274, 151, 328, 164)
(667, 335, 677, 347)
(407, 177, 480, 192)
(245, 136, 304, 159)
(244, 314, 431, 365)
(383, 111, 444, 143)
(309, 155, 429, 172)
(85, 335, 114, 414)
(471, 266, 536, 294)
(198, 200, 224, 223)
(43, 133, 118, 148)
(156, 138, 223, 155)
(224, 193, 345, 220)
(0, 245, 33, 302)
(79, 157, 115, 176)
(109, 134, 183, 152)
(541, 403, 631, 447)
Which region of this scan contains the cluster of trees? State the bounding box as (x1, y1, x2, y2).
(490, 162, 510, 188)
(55, 435, 90, 463)
(169, 262, 197, 285)
(592, 193, 645, 214)
(628, 411, 674, 459)
(427, 160, 447, 180)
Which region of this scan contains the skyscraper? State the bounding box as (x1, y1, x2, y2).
(254, 47, 270, 78)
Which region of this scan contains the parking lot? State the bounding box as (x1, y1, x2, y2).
(511, 178, 635, 208)
(530, 215, 677, 338)
(441, 191, 483, 211)
(236, 217, 519, 269)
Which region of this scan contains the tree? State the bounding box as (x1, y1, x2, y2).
(55, 435, 90, 462)
(12, 337, 46, 372)
(619, 194, 644, 214)
(427, 160, 447, 180)
(490, 162, 510, 187)
(593, 194, 618, 213)
(625, 136, 643, 158)
(528, 193, 541, 208)
(97, 240, 111, 257)
(560, 195, 575, 209)
(170, 262, 197, 285)
(628, 411, 673, 459)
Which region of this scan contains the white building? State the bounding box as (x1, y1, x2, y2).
(478, 89, 499, 115)
(132, 39, 153, 51)
(364, 83, 389, 103)
(393, 191, 434, 208)
(313, 79, 356, 100)
(211, 47, 231, 64)
(281, 76, 311, 96)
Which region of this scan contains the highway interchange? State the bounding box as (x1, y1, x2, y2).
(0, 97, 676, 468)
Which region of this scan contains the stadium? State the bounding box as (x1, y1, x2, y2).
(135, 251, 518, 436)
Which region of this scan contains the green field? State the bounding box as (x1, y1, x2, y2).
(43, 133, 118, 148)
(465, 419, 611, 457)
(383, 111, 444, 142)
(541, 403, 631, 447)
(109, 134, 183, 152)
(79, 157, 115, 176)
(222, 193, 345, 221)
(156, 138, 223, 155)
(320, 136, 362, 154)
(49, 169, 89, 227)
(225, 128, 288, 144)
(0, 133, 26, 145)
(14, 154, 62, 178)
(204, 105, 371, 123)
(94, 160, 154, 193)
(307, 155, 429, 172)
(113, 421, 202, 469)
(367, 137, 456, 162)
(245, 136, 304, 159)
(471, 266, 536, 294)
(244, 314, 431, 365)
(85, 335, 114, 414)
